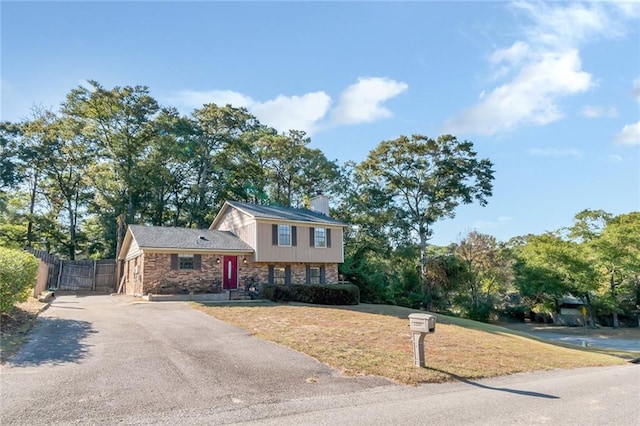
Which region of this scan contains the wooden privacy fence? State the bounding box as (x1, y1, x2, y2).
(26, 248, 117, 293)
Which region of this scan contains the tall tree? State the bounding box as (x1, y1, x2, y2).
(23, 114, 94, 259)
(62, 81, 160, 256)
(355, 134, 494, 278)
(188, 103, 262, 227)
(588, 212, 640, 328)
(455, 231, 510, 320)
(257, 130, 341, 208)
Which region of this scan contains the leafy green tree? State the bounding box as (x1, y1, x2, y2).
(188, 103, 262, 227)
(257, 130, 341, 208)
(354, 134, 494, 279)
(454, 231, 511, 321)
(62, 81, 160, 256)
(589, 212, 640, 327)
(22, 114, 94, 259)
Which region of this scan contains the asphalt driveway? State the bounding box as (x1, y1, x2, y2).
(1, 295, 392, 425)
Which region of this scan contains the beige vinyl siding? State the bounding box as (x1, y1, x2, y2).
(255, 222, 343, 263)
(213, 207, 257, 248)
(124, 238, 142, 261)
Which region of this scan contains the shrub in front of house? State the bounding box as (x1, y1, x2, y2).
(0, 247, 39, 314)
(262, 283, 360, 305)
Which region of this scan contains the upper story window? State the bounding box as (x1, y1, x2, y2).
(272, 224, 297, 246)
(314, 228, 326, 248)
(310, 227, 331, 248)
(278, 224, 291, 246)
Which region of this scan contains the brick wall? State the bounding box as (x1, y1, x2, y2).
(137, 253, 342, 296)
(143, 253, 223, 294)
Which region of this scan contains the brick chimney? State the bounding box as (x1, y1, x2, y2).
(310, 194, 330, 216)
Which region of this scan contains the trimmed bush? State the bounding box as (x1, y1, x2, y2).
(0, 248, 39, 313)
(262, 283, 360, 305)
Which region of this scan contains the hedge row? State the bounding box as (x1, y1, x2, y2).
(262, 283, 360, 305)
(0, 247, 39, 314)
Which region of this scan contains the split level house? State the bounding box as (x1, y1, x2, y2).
(117, 195, 346, 297)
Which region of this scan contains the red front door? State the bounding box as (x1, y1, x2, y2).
(223, 256, 238, 290)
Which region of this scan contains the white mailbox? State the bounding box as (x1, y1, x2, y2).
(409, 313, 436, 333)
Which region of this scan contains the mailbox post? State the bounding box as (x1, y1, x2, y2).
(408, 313, 436, 367)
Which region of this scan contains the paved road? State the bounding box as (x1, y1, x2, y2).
(1, 295, 639, 425)
(524, 331, 640, 352)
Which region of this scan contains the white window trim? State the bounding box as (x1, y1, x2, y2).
(314, 227, 326, 248)
(278, 224, 292, 247)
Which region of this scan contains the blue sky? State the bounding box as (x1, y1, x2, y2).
(2, 1, 639, 246)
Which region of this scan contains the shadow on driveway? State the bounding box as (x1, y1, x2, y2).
(8, 317, 96, 367)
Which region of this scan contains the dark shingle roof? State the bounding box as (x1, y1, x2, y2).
(226, 201, 346, 225)
(128, 225, 253, 251)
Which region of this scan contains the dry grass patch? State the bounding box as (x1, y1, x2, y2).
(192, 302, 625, 385)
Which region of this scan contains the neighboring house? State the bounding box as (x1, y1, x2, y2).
(553, 295, 587, 326)
(117, 195, 346, 297)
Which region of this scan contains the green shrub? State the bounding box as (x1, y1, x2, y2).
(262, 283, 360, 305)
(0, 248, 39, 313)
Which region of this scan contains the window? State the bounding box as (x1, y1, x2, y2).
(269, 265, 291, 284)
(309, 267, 321, 284)
(315, 228, 326, 248)
(307, 265, 325, 284)
(273, 267, 286, 284)
(278, 225, 291, 246)
(272, 224, 296, 246)
(179, 254, 194, 270)
(310, 227, 331, 248)
(171, 254, 201, 270)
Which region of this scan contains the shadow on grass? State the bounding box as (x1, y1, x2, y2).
(426, 366, 560, 399)
(8, 317, 96, 367)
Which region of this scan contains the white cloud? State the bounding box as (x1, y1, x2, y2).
(473, 216, 512, 230)
(581, 105, 617, 118)
(164, 77, 407, 136)
(447, 50, 592, 135)
(632, 78, 640, 101)
(251, 92, 332, 134)
(608, 154, 624, 163)
(445, 2, 636, 136)
(614, 121, 640, 146)
(529, 148, 583, 158)
(166, 89, 254, 109)
(331, 77, 408, 125)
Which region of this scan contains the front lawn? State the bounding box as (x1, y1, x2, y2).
(193, 302, 626, 385)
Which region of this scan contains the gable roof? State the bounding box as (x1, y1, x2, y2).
(212, 201, 347, 228)
(125, 225, 253, 253)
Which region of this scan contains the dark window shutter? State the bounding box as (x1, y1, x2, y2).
(272, 224, 278, 245)
(320, 266, 326, 284)
(305, 265, 311, 284)
(292, 226, 297, 246)
(170, 254, 178, 270)
(193, 254, 202, 270)
(285, 265, 292, 284)
(327, 229, 332, 248)
(309, 227, 315, 247)
(268, 265, 274, 284)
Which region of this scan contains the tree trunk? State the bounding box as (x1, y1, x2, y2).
(26, 171, 38, 247)
(584, 292, 597, 328)
(610, 270, 619, 329)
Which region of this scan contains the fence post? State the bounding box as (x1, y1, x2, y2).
(92, 260, 97, 291)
